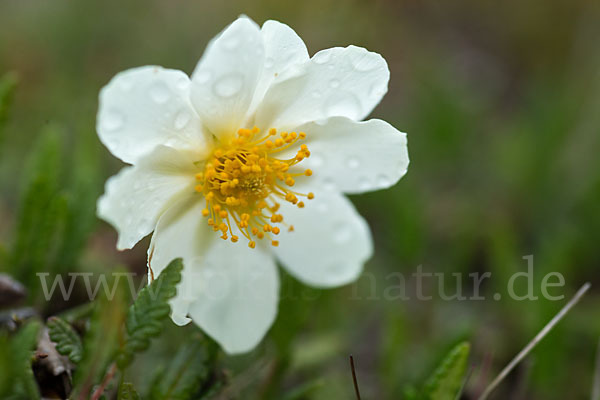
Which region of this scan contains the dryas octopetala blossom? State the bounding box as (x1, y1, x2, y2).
(96, 16, 409, 353)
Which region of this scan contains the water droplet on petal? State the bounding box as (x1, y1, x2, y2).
(333, 222, 352, 243)
(174, 110, 191, 130)
(176, 76, 190, 91)
(264, 57, 275, 69)
(324, 94, 362, 118)
(322, 177, 336, 191)
(103, 110, 124, 132)
(222, 36, 240, 50)
(312, 51, 331, 65)
(351, 55, 379, 72)
(309, 154, 324, 168)
(150, 82, 170, 104)
(213, 74, 244, 98)
(347, 156, 360, 169)
(329, 79, 340, 88)
(369, 82, 387, 98)
(358, 176, 371, 191)
(376, 174, 391, 187)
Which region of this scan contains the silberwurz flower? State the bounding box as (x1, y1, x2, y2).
(97, 16, 409, 353)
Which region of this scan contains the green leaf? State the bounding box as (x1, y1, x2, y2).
(281, 379, 325, 400)
(117, 258, 183, 369)
(422, 342, 470, 400)
(0, 72, 18, 148)
(71, 287, 126, 399)
(119, 382, 141, 400)
(10, 126, 64, 290)
(10, 320, 42, 400)
(148, 335, 215, 400)
(47, 316, 83, 363)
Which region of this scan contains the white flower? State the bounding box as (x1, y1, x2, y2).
(97, 16, 409, 354)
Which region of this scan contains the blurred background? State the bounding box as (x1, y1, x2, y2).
(1, 0, 600, 399)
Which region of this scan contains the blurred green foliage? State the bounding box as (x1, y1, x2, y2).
(1, 0, 600, 399)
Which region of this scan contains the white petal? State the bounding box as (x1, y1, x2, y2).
(97, 66, 207, 164)
(247, 20, 310, 114)
(190, 16, 264, 138)
(273, 190, 372, 287)
(149, 200, 280, 354)
(299, 117, 408, 194)
(256, 45, 389, 130)
(97, 146, 197, 250)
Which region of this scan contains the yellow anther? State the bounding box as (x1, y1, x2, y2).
(271, 240, 279, 247)
(307, 192, 315, 200)
(195, 125, 313, 246)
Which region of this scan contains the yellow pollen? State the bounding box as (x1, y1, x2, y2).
(194, 126, 313, 247)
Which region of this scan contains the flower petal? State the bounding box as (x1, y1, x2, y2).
(149, 200, 279, 354)
(273, 190, 372, 287)
(97, 66, 206, 164)
(299, 117, 408, 194)
(247, 20, 310, 114)
(97, 146, 197, 250)
(190, 16, 264, 138)
(256, 45, 389, 130)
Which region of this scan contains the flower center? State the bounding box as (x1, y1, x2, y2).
(194, 127, 314, 248)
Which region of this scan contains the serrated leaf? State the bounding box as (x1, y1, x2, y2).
(119, 382, 141, 400)
(47, 316, 83, 363)
(10, 320, 42, 400)
(148, 335, 215, 400)
(423, 342, 470, 400)
(118, 258, 183, 369)
(71, 286, 126, 399)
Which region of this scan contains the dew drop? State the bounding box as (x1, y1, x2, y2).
(333, 222, 352, 243)
(150, 82, 170, 104)
(324, 94, 362, 118)
(376, 174, 391, 187)
(358, 176, 371, 191)
(194, 70, 211, 85)
(347, 156, 360, 169)
(351, 56, 379, 72)
(174, 110, 191, 130)
(222, 35, 240, 50)
(309, 154, 324, 168)
(369, 82, 387, 98)
(322, 177, 336, 191)
(264, 57, 275, 69)
(312, 51, 331, 65)
(213, 74, 244, 98)
(103, 110, 124, 132)
(316, 202, 328, 213)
